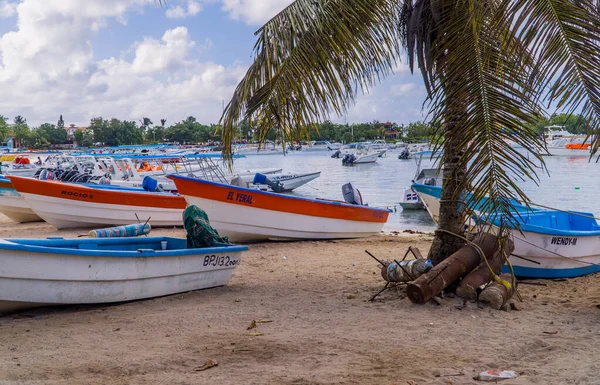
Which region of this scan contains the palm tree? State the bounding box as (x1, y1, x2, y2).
(218, 0, 600, 264)
(13, 115, 26, 125)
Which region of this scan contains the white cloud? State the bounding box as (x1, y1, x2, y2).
(0, 0, 247, 126)
(166, 0, 203, 19)
(390, 83, 416, 96)
(0, 1, 17, 18)
(220, 0, 292, 25)
(131, 27, 195, 74)
(0, 0, 427, 129)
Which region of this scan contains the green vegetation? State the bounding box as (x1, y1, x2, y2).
(0, 113, 434, 149)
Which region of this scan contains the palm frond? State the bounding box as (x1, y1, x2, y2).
(506, 0, 600, 156)
(220, 0, 403, 161)
(424, 1, 548, 231)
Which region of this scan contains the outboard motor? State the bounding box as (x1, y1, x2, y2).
(342, 183, 364, 205)
(38, 169, 56, 181)
(253, 173, 284, 193)
(342, 153, 356, 166)
(331, 150, 341, 158)
(398, 148, 410, 160)
(142, 176, 164, 192)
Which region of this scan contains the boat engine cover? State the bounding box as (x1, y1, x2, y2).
(342, 183, 364, 205)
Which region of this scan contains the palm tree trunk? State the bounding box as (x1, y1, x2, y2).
(428, 114, 467, 265)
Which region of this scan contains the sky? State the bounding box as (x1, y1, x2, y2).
(0, 0, 427, 127)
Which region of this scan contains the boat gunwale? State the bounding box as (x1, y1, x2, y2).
(0, 237, 248, 258)
(168, 174, 389, 215)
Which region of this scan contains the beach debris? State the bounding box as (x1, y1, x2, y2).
(88, 223, 151, 238)
(456, 240, 514, 300)
(542, 330, 558, 335)
(479, 274, 515, 310)
(257, 319, 273, 323)
(367, 247, 426, 301)
(407, 234, 501, 304)
(247, 320, 257, 330)
(381, 259, 433, 283)
(248, 331, 264, 336)
(474, 369, 517, 381)
(194, 359, 218, 372)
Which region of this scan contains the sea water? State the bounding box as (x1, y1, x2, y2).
(231, 150, 600, 233)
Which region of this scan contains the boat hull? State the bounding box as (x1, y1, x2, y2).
(0, 195, 42, 223)
(168, 176, 389, 242)
(505, 230, 600, 278)
(0, 178, 42, 223)
(8, 176, 186, 229)
(0, 237, 246, 314)
(245, 171, 321, 192)
(352, 153, 380, 164)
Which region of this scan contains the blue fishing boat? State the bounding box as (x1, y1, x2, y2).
(484, 210, 600, 278)
(0, 237, 247, 315)
(413, 183, 600, 278)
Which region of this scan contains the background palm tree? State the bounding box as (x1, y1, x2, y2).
(218, 0, 600, 264)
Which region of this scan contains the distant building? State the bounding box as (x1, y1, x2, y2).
(65, 124, 87, 142)
(383, 121, 400, 139)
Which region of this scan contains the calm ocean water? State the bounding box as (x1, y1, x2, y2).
(231, 150, 600, 232)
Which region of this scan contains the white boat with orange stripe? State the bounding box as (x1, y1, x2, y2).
(8, 176, 186, 229)
(168, 175, 389, 242)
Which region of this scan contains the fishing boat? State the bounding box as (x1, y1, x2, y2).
(300, 140, 342, 151)
(399, 151, 443, 211)
(400, 170, 442, 210)
(339, 143, 381, 165)
(0, 177, 41, 223)
(168, 175, 389, 242)
(411, 184, 600, 278)
(411, 183, 539, 224)
(480, 210, 600, 278)
(241, 171, 321, 192)
(0, 236, 247, 315)
(8, 176, 186, 229)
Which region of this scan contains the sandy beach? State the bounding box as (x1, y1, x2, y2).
(0, 215, 599, 385)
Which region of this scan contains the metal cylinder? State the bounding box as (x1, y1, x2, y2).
(381, 259, 433, 283)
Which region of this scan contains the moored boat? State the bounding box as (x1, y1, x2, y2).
(8, 176, 186, 229)
(482, 210, 600, 278)
(411, 184, 600, 278)
(0, 177, 41, 223)
(168, 175, 389, 242)
(0, 236, 247, 315)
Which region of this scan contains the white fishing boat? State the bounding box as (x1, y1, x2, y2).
(399, 152, 443, 210)
(0, 177, 41, 222)
(0, 236, 247, 315)
(300, 140, 342, 151)
(168, 175, 389, 242)
(8, 176, 186, 229)
(240, 171, 321, 192)
(400, 170, 442, 210)
(339, 143, 381, 165)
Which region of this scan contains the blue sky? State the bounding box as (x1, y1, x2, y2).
(0, 0, 426, 127)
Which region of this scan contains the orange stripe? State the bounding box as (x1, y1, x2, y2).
(8, 176, 186, 209)
(0, 180, 13, 189)
(169, 176, 389, 223)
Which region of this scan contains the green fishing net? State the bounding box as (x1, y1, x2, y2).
(183, 205, 229, 248)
